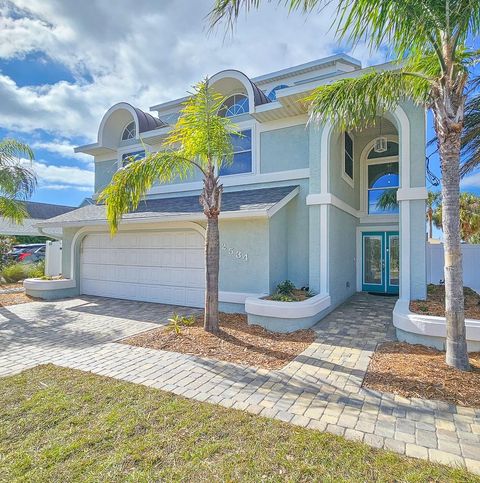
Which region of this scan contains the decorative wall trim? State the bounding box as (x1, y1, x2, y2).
(245, 292, 331, 318)
(393, 299, 480, 342)
(219, 291, 267, 304)
(396, 187, 428, 201)
(146, 168, 310, 196)
(23, 278, 76, 291)
(306, 193, 360, 219)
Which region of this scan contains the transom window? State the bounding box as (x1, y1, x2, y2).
(368, 161, 399, 214)
(267, 84, 289, 101)
(343, 132, 354, 185)
(367, 141, 399, 159)
(219, 129, 252, 176)
(121, 150, 145, 167)
(121, 121, 136, 140)
(219, 94, 249, 117)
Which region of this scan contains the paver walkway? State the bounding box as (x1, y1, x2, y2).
(1, 293, 479, 474)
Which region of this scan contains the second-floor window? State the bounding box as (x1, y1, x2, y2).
(219, 94, 249, 118)
(343, 132, 354, 185)
(122, 150, 145, 167)
(122, 121, 136, 141)
(220, 129, 252, 176)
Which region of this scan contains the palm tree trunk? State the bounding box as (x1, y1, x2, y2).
(437, 117, 470, 371)
(204, 216, 220, 333)
(428, 209, 433, 239)
(200, 165, 222, 334)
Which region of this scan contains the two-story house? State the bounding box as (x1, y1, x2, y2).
(28, 54, 429, 341)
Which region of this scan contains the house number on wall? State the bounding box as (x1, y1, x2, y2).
(221, 243, 248, 262)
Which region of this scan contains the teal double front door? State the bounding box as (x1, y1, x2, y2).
(362, 231, 399, 294)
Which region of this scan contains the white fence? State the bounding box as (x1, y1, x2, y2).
(45, 240, 62, 277)
(427, 242, 480, 293)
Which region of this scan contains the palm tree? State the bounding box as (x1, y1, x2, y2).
(0, 139, 36, 222)
(210, 0, 479, 370)
(433, 192, 480, 243)
(99, 79, 238, 334)
(427, 191, 441, 239)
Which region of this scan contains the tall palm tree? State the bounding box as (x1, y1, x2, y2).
(99, 79, 237, 334)
(433, 192, 480, 242)
(0, 139, 36, 222)
(210, 0, 479, 370)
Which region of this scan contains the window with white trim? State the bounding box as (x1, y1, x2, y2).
(121, 150, 145, 167)
(219, 129, 252, 176)
(343, 132, 354, 185)
(121, 121, 136, 140)
(219, 94, 249, 118)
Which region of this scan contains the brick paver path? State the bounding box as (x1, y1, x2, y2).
(1, 293, 479, 474)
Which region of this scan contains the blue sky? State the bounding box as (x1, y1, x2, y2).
(0, 0, 478, 210)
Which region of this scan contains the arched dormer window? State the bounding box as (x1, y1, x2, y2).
(121, 121, 136, 141)
(219, 93, 249, 117)
(267, 84, 289, 101)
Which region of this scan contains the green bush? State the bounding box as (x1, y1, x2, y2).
(276, 280, 295, 296)
(269, 293, 295, 302)
(1, 261, 45, 283)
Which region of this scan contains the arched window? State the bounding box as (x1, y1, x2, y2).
(267, 84, 289, 101)
(121, 121, 136, 140)
(367, 161, 399, 214)
(219, 94, 249, 117)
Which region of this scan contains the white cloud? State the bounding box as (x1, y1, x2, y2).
(0, 0, 380, 143)
(461, 172, 480, 189)
(31, 140, 92, 164)
(21, 158, 94, 191)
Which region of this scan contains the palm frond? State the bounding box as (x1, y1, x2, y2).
(98, 152, 194, 233)
(460, 91, 480, 177)
(305, 69, 431, 131)
(0, 139, 34, 163)
(0, 197, 28, 224)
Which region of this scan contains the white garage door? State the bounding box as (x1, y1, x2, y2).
(80, 230, 205, 307)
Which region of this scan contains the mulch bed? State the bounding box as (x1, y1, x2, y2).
(410, 284, 480, 319)
(363, 341, 480, 408)
(121, 312, 315, 370)
(0, 291, 37, 306)
(264, 289, 311, 302)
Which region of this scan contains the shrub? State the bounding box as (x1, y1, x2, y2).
(276, 280, 295, 296)
(1, 263, 29, 283)
(165, 313, 196, 335)
(1, 260, 45, 283)
(27, 260, 45, 278)
(270, 293, 295, 302)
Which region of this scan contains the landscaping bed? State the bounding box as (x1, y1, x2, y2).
(122, 312, 315, 369)
(363, 342, 480, 408)
(0, 365, 476, 481)
(410, 284, 480, 319)
(0, 291, 36, 306)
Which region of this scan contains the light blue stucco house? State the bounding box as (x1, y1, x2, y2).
(27, 54, 434, 341)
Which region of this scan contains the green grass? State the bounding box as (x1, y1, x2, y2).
(0, 366, 477, 482)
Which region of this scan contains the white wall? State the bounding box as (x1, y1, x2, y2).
(45, 240, 62, 277)
(427, 242, 480, 293)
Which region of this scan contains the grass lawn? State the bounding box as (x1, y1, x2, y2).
(0, 365, 477, 482)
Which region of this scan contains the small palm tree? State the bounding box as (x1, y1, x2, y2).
(0, 139, 36, 222)
(99, 79, 238, 334)
(210, 0, 479, 371)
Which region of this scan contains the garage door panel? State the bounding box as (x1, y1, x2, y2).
(81, 230, 205, 307)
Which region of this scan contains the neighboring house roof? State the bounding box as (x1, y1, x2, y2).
(23, 201, 76, 219)
(0, 201, 75, 237)
(131, 105, 167, 132)
(37, 185, 300, 228)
